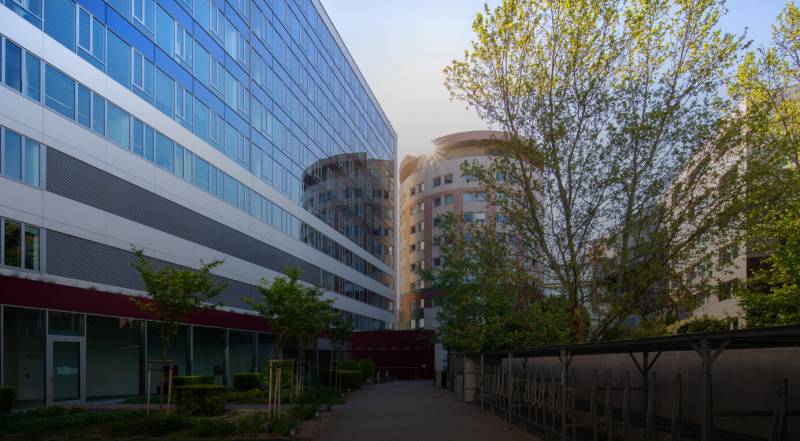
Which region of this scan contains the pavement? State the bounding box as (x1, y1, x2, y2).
(306, 381, 537, 441)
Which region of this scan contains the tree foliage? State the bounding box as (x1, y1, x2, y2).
(247, 268, 337, 358)
(731, 3, 800, 326)
(444, 0, 745, 341)
(424, 214, 574, 353)
(130, 247, 226, 360)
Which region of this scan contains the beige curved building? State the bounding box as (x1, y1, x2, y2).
(398, 130, 509, 331)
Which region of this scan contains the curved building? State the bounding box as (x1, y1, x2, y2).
(398, 130, 508, 331)
(0, 0, 395, 406)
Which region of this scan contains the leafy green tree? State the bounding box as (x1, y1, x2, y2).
(444, 0, 744, 340)
(130, 247, 225, 362)
(731, 3, 800, 326)
(247, 269, 336, 360)
(424, 214, 574, 352)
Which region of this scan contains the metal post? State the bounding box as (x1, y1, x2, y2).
(480, 353, 485, 411)
(671, 373, 683, 441)
(645, 372, 655, 441)
(508, 352, 513, 422)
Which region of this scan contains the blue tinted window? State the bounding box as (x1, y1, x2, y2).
(24, 139, 40, 186)
(77, 85, 91, 128)
(224, 174, 236, 205)
(174, 145, 184, 177)
(44, 0, 76, 50)
(4, 40, 22, 92)
(155, 69, 174, 116)
(194, 156, 209, 190)
(155, 133, 174, 171)
(107, 32, 131, 88)
(108, 103, 130, 149)
(3, 130, 22, 180)
(79, 9, 90, 50)
(133, 118, 144, 156)
(145, 126, 155, 161)
(194, 0, 209, 31)
(92, 18, 105, 62)
(194, 44, 209, 85)
(92, 94, 105, 135)
(24, 53, 41, 101)
(45, 65, 75, 119)
(155, 6, 174, 54)
(133, 0, 155, 30)
(6, 0, 43, 26)
(108, 0, 131, 17)
(193, 98, 209, 141)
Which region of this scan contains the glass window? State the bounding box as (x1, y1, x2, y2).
(77, 85, 91, 128)
(155, 5, 174, 54)
(45, 65, 75, 119)
(6, 0, 43, 25)
(24, 225, 40, 270)
(49, 311, 84, 336)
(464, 192, 474, 202)
(3, 307, 46, 406)
(107, 32, 131, 88)
(444, 194, 453, 205)
(3, 130, 22, 180)
(194, 0, 209, 30)
(224, 173, 236, 205)
(107, 103, 130, 149)
(132, 51, 154, 98)
(4, 219, 22, 267)
(44, 0, 76, 50)
(194, 156, 209, 190)
(78, 9, 91, 52)
(229, 331, 256, 375)
(175, 87, 192, 128)
(193, 326, 226, 384)
(433, 176, 441, 187)
(147, 323, 188, 377)
(24, 52, 41, 101)
(4, 40, 22, 92)
(24, 139, 40, 187)
(174, 144, 184, 178)
(194, 44, 210, 85)
(193, 97, 209, 141)
(132, 0, 155, 30)
(155, 132, 174, 171)
(132, 118, 144, 156)
(444, 173, 453, 184)
(174, 23, 192, 65)
(155, 69, 174, 117)
(92, 93, 105, 135)
(145, 125, 155, 161)
(86, 316, 143, 399)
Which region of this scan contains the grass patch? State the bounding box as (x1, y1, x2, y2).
(0, 407, 145, 436)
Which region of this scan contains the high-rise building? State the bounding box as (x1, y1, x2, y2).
(398, 131, 506, 376)
(0, 0, 395, 406)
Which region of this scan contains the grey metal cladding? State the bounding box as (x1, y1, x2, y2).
(45, 230, 259, 310)
(45, 147, 320, 285)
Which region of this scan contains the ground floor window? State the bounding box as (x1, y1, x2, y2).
(86, 316, 143, 399)
(193, 326, 226, 384)
(3, 307, 46, 405)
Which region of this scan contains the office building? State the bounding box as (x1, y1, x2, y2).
(0, 0, 396, 406)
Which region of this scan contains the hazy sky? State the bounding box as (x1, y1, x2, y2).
(320, 0, 788, 160)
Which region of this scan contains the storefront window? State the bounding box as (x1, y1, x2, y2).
(229, 331, 256, 376)
(147, 323, 189, 378)
(3, 307, 46, 405)
(86, 316, 143, 398)
(192, 326, 225, 384)
(48, 311, 84, 336)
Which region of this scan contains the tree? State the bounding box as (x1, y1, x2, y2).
(444, 0, 744, 341)
(424, 214, 574, 353)
(130, 247, 226, 362)
(730, 3, 800, 326)
(247, 268, 336, 360)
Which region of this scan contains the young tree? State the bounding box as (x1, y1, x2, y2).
(424, 214, 574, 353)
(730, 3, 800, 326)
(444, 0, 744, 341)
(247, 268, 336, 360)
(130, 247, 226, 363)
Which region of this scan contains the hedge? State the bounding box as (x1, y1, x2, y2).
(0, 387, 14, 414)
(356, 359, 376, 381)
(233, 373, 262, 391)
(172, 375, 214, 387)
(338, 370, 362, 391)
(175, 384, 226, 416)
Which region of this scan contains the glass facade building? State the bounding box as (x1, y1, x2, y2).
(0, 0, 395, 406)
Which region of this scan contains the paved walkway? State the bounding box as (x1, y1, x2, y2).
(307, 381, 536, 441)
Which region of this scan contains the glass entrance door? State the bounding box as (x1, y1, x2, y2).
(47, 336, 85, 405)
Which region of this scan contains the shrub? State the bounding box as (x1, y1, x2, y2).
(267, 413, 299, 437)
(233, 372, 262, 391)
(225, 388, 264, 402)
(290, 402, 319, 421)
(356, 359, 376, 381)
(0, 387, 14, 414)
(338, 360, 362, 372)
(109, 414, 192, 437)
(175, 384, 226, 416)
(172, 375, 214, 387)
(671, 315, 735, 335)
(338, 370, 362, 391)
(188, 418, 237, 437)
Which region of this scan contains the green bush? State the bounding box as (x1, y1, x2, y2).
(172, 375, 214, 387)
(233, 372, 262, 391)
(109, 414, 192, 437)
(225, 388, 264, 402)
(338, 370, 363, 391)
(338, 360, 362, 372)
(267, 412, 299, 437)
(1, 410, 144, 436)
(672, 315, 735, 334)
(0, 387, 14, 414)
(188, 418, 237, 437)
(175, 384, 226, 416)
(290, 402, 319, 421)
(356, 359, 376, 381)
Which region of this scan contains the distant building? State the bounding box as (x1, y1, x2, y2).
(398, 130, 510, 374)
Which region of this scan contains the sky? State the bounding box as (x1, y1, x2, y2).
(320, 0, 789, 160)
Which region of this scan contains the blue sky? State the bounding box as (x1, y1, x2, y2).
(321, 0, 788, 159)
